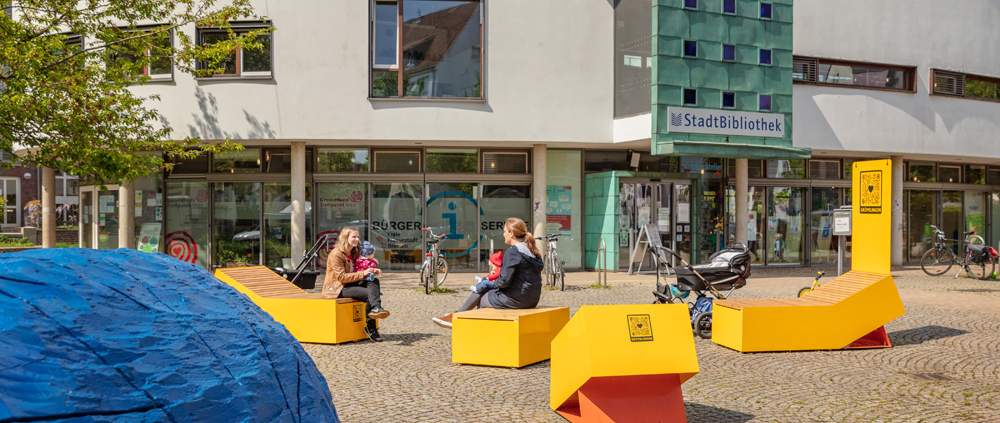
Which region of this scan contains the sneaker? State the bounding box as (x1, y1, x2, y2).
(368, 306, 390, 319)
(469, 285, 479, 293)
(432, 314, 453, 329)
(364, 326, 384, 342)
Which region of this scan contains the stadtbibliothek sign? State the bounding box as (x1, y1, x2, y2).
(666, 106, 786, 138)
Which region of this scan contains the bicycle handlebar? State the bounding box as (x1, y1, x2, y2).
(421, 228, 447, 240)
(535, 234, 562, 240)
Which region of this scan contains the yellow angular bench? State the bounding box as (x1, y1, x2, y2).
(215, 266, 368, 344)
(712, 270, 904, 352)
(452, 306, 570, 368)
(550, 304, 699, 422)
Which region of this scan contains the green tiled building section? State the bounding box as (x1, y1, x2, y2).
(652, 0, 809, 159)
(585, 172, 620, 271)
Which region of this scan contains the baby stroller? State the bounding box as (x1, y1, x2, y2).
(652, 243, 752, 339)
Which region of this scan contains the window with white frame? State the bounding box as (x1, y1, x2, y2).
(199, 22, 273, 78)
(0, 178, 19, 225)
(106, 27, 173, 81)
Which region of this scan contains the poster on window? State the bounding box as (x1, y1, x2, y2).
(136, 223, 162, 253)
(546, 185, 572, 233)
(748, 211, 757, 241)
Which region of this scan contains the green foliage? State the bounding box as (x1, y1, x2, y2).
(588, 283, 611, 289)
(0, 235, 34, 247)
(419, 286, 457, 294)
(215, 240, 253, 264)
(0, 0, 270, 186)
(966, 79, 1000, 100)
(55, 242, 76, 248)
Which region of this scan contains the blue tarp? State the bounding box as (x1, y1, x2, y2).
(0, 248, 338, 423)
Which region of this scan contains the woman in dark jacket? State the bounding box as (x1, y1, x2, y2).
(432, 217, 543, 328)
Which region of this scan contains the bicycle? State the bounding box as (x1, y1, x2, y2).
(919, 225, 994, 280)
(420, 227, 449, 294)
(796, 271, 826, 298)
(536, 234, 565, 291)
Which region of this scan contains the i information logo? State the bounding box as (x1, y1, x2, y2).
(666, 106, 785, 138)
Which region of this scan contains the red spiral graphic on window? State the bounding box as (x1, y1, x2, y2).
(315, 230, 340, 269)
(166, 231, 198, 264)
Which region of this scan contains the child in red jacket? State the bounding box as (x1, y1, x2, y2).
(470, 251, 504, 293)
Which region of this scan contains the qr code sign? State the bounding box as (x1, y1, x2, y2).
(627, 314, 653, 342)
(860, 170, 882, 214)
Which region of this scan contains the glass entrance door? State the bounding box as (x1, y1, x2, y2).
(79, 189, 95, 248)
(618, 180, 693, 269)
(908, 191, 937, 260)
(766, 187, 804, 265)
(810, 188, 840, 264)
(97, 190, 119, 249)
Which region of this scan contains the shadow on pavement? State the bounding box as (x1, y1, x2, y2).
(889, 325, 968, 346)
(685, 403, 754, 422)
(382, 332, 439, 346)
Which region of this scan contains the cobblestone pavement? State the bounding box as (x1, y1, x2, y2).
(303, 267, 1000, 422)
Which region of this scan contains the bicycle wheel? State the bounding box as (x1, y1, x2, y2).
(797, 287, 812, 298)
(969, 254, 995, 281)
(920, 248, 954, 276)
(420, 261, 432, 294)
(555, 258, 565, 291)
(432, 258, 448, 289)
(694, 312, 712, 340)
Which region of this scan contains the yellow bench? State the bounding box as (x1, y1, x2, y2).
(452, 306, 570, 368)
(215, 266, 368, 344)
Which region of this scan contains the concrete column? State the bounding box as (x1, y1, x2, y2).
(532, 144, 547, 257)
(290, 142, 306, 267)
(891, 155, 904, 266)
(118, 180, 134, 249)
(735, 159, 749, 246)
(41, 167, 56, 248)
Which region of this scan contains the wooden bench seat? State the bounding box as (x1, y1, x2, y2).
(452, 306, 570, 368)
(215, 266, 368, 344)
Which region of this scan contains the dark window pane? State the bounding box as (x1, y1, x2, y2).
(426, 149, 477, 173)
(817, 64, 907, 89)
(759, 95, 771, 110)
(483, 152, 528, 173)
(401, 0, 482, 98)
(374, 2, 398, 67)
(766, 160, 805, 178)
(614, 0, 652, 117)
(683, 89, 696, 105)
(809, 160, 840, 179)
(202, 32, 237, 75)
(722, 92, 735, 108)
(243, 34, 271, 73)
(760, 49, 771, 65)
(760, 3, 772, 18)
(149, 34, 172, 76)
(373, 150, 421, 173)
(684, 0, 697, 8)
(988, 169, 1000, 185)
(372, 71, 399, 97)
(684, 40, 697, 57)
(939, 166, 960, 183)
(262, 149, 310, 173)
(170, 151, 209, 174)
(723, 0, 736, 13)
(966, 77, 1000, 100)
(317, 148, 369, 173)
(723, 44, 735, 61)
(908, 162, 935, 182)
(965, 165, 986, 184)
(213, 149, 260, 173)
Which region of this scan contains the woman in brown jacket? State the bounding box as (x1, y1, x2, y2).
(322, 226, 390, 342)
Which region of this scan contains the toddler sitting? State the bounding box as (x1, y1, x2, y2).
(355, 241, 380, 282)
(470, 251, 504, 293)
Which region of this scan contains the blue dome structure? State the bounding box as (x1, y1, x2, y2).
(0, 248, 338, 422)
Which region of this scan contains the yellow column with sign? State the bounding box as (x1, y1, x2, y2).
(550, 304, 698, 422)
(711, 160, 905, 352)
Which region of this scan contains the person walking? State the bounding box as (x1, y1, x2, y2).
(323, 226, 390, 342)
(432, 217, 543, 328)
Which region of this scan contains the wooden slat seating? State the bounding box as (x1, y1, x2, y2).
(711, 270, 905, 352)
(215, 266, 368, 344)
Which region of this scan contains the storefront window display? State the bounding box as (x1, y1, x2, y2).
(907, 191, 936, 260)
(214, 182, 262, 266)
(810, 188, 840, 264)
(766, 187, 804, 265)
(263, 183, 312, 268)
(80, 191, 94, 248)
(372, 183, 423, 271)
(315, 183, 368, 268)
(481, 184, 531, 271)
(546, 150, 582, 268)
(133, 172, 164, 254)
(965, 191, 985, 236)
(165, 181, 211, 269)
(426, 183, 479, 270)
(97, 191, 119, 249)
(941, 191, 963, 252)
(725, 187, 765, 265)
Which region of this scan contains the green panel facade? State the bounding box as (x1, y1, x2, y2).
(652, 0, 809, 159)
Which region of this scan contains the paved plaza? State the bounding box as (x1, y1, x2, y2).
(303, 267, 1000, 422)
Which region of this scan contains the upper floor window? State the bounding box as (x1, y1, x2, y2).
(107, 28, 173, 81)
(370, 0, 483, 99)
(723, 0, 736, 14)
(198, 22, 272, 78)
(684, 0, 698, 9)
(931, 69, 1000, 103)
(794, 56, 915, 93)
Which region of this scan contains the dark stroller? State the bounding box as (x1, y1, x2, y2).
(652, 243, 752, 339)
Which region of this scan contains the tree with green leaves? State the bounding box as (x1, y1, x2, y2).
(0, 0, 274, 186)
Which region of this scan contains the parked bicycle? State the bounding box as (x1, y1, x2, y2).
(536, 234, 565, 291)
(420, 227, 449, 294)
(797, 271, 826, 298)
(919, 225, 996, 280)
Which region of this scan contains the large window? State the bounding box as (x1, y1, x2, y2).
(794, 56, 915, 92)
(931, 69, 1000, 103)
(614, 0, 652, 116)
(199, 23, 272, 78)
(0, 178, 19, 225)
(106, 28, 172, 81)
(370, 0, 483, 98)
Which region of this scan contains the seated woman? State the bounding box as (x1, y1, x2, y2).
(322, 226, 390, 342)
(432, 217, 544, 328)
